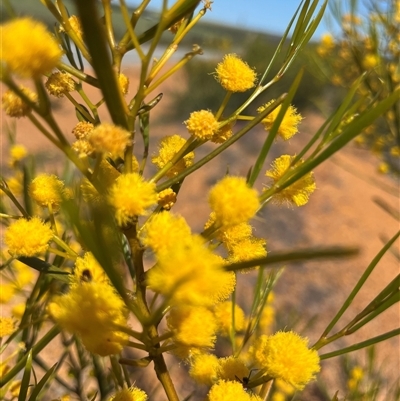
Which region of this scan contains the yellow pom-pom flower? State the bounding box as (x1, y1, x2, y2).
(5, 217, 53, 257)
(2, 87, 37, 118)
(107, 173, 157, 226)
(250, 331, 320, 390)
(215, 54, 257, 92)
(45, 72, 75, 97)
(258, 101, 303, 141)
(88, 123, 131, 158)
(208, 176, 260, 228)
(265, 155, 316, 207)
(167, 306, 218, 352)
(1, 17, 62, 78)
(217, 356, 249, 382)
(151, 135, 194, 178)
(227, 236, 267, 265)
(157, 188, 177, 210)
(109, 386, 147, 401)
(9, 144, 28, 165)
(0, 317, 15, 338)
(29, 174, 68, 210)
(48, 281, 129, 356)
(147, 236, 235, 306)
(72, 121, 94, 140)
(189, 353, 219, 386)
(207, 380, 253, 401)
(141, 211, 192, 255)
(72, 252, 109, 285)
(184, 110, 219, 140)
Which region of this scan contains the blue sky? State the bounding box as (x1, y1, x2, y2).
(127, 0, 336, 40)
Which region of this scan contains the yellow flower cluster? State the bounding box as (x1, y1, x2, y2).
(258, 101, 303, 141)
(207, 380, 262, 401)
(29, 174, 69, 210)
(88, 123, 131, 159)
(2, 87, 37, 118)
(215, 54, 257, 92)
(152, 134, 194, 177)
(45, 72, 76, 97)
(250, 331, 320, 390)
(5, 217, 53, 257)
(107, 173, 157, 226)
(109, 386, 147, 401)
(265, 155, 316, 207)
(1, 17, 62, 78)
(185, 110, 219, 140)
(48, 255, 129, 356)
(208, 176, 260, 228)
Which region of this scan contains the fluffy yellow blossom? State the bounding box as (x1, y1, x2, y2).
(152, 135, 194, 178)
(72, 139, 95, 158)
(2, 87, 37, 118)
(72, 252, 109, 285)
(209, 176, 260, 228)
(207, 380, 254, 401)
(185, 110, 219, 140)
(5, 217, 53, 257)
(219, 222, 253, 251)
(48, 281, 129, 356)
(227, 236, 267, 264)
(215, 54, 257, 92)
(141, 211, 192, 254)
(157, 188, 177, 210)
(72, 121, 94, 140)
(89, 123, 131, 158)
(378, 162, 389, 174)
(218, 356, 249, 382)
(12, 303, 26, 319)
(109, 386, 147, 401)
(1, 18, 62, 78)
(258, 101, 303, 140)
(45, 72, 75, 97)
(317, 33, 335, 56)
(118, 73, 130, 95)
(265, 155, 316, 207)
(107, 173, 157, 226)
(213, 301, 246, 336)
(9, 144, 28, 165)
(147, 236, 235, 306)
(167, 306, 218, 351)
(0, 317, 15, 337)
(0, 284, 15, 303)
(189, 353, 219, 385)
(362, 53, 379, 70)
(212, 122, 233, 144)
(29, 174, 68, 210)
(250, 331, 320, 390)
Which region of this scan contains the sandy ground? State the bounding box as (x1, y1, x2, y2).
(1, 66, 399, 400)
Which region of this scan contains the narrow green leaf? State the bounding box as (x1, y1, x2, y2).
(28, 363, 58, 401)
(17, 257, 70, 283)
(18, 350, 33, 401)
(248, 69, 304, 187)
(225, 246, 359, 272)
(74, 0, 129, 128)
(316, 230, 400, 341)
(319, 328, 400, 360)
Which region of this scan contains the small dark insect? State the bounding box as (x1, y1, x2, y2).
(80, 269, 92, 282)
